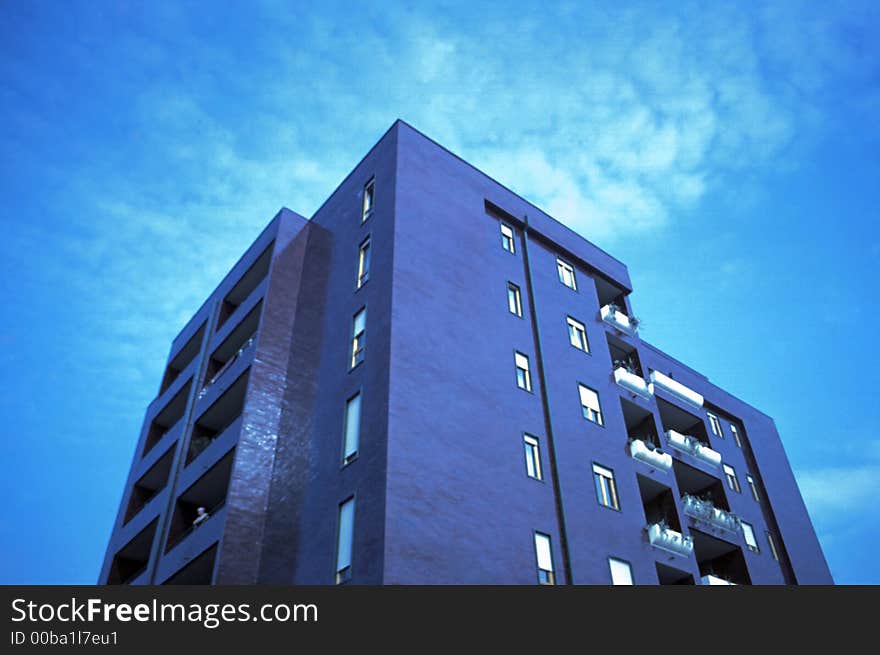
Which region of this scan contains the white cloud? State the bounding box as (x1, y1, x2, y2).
(797, 465, 880, 525)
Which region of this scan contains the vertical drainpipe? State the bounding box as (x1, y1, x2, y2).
(520, 215, 573, 585)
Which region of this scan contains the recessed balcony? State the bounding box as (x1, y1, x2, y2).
(188, 370, 249, 466)
(630, 438, 673, 472)
(647, 522, 694, 557)
(649, 370, 704, 408)
(107, 518, 157, 585)
(142, 380, 192, 458)
(666, 429, 721, 468)
(682, 494, 741, 533)
(600, 303, 638, 336)
(701, 574, 737, 586)
(160, 324, 204, 395)
(216, 242, 273, 332)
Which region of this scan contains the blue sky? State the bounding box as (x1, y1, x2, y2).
(1, 1, 878, 584)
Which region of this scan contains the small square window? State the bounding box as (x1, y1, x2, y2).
(523, 434, 542, 481)
(723, 464, 741, 493)
(566, 316, 589, 352)
(361, 179, 374, 223)
(556, 258, 577, 290)
(593, 463, 620, 510)
(708, 413, 722, 437)
(515, 352, 532, 392)
(500, 223, 516, 253)
(507, 282, 523, 317)
(742, 521, 759, 553)
(578, 384, 603, 426)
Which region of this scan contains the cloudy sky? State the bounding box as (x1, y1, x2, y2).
(1, 0, 878, 584)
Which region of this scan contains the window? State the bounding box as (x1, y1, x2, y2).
(515, 352, 532, 392)
(335, 497, 355, 583)
(742, 521, 759, 553)
(534, 532, 555, 585)
(766, 531, 780, 561)
(708, 413, 722, 437)
(566, 316, 589, 353)
(507, 282, 523, 317)
(500, 222, 515, 253)
(730, 424, 742, 448)
(746, 474, 759, 501)
(523, 434, 542, 481)
(593, 463, 620, 510)
(342, 393, 362, 464)
(357, 237, 371, 288)
(578, 384, 603, 426)
(351, 308, 366, 368)
(723, 464, 741, 493)
(361, 179, 374, 223)
(609, 557, 634, 585)
(556, 258, 577, 290)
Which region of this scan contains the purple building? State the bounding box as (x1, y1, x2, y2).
(99, 120, 832, 585)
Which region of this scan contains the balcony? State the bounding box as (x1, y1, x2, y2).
(199, 335, 255, 400)
(216, 242, 273, 332)
(188, 370, 249, 466)
(682, 494, 741, 533)
(701, 574, 737, 586)
(614, 367, 652, 399)
(107, 518, 158, 585)
(600, 303, 638, 336)
(630, 439, 673, 472)
(666, 430, 721, 468)
(159, 324, 204, 395)
(649, 370, 704, 408)
(142, 379, 191, 458)
(647, 522, 694, 557)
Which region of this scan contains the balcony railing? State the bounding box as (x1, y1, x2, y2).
(701, 574, 737, 586)
(600, 304, 638, 335)
(198, 336, 255, 400)
(681, 494, 741, 533)
(647, 522, 694, 557)
(629, 439, 672, 472)
(648, 371, 704, 407)
(614, 367, 653, 399)
(665, 430, 722, 468)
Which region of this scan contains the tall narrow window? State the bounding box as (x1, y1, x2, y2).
(742, 521, 759, 553)
(723, 464, 741, 493)
(766, 531, 780, 561)
(357, 237, 371, 288)
(593, 463, 620, 510)
(515, 352, 532, 392)
(609, 557, 634, 585)
(351, 308, 366, 368)
(557, 258, 577, 290)
(335, 497, 355, 583)
(507, 282, 523, 317)
(566, 316, 589, 352)
(746, 474, 760, 502)
(708, 413, 722, 437)
(578, 384, 603, 426)
(533, 532, 555, 585)
(730, 424, 742, 448)
(361, 179, 374, 223)
(523, 434, 542, 481)
(342, 393, 362, 464)
(500, 222, 515, 253)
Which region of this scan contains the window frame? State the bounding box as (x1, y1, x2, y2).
(742, 521, 760, 553)
(730, 423, 743, 448)
(708, 412, 723, 438)
(356, 235, 371, 289)
(593, 462, 620, 511)
(533, 531, 556, 585)
(523, 434, 543, 481)
(578, 383, 604, 426)
(566, 316, 590, 353)
(746, 474, 760, 502)
(608, 557, 634, 585)
(556, 258, 577, 291)
(766, 531, 780, 561)
(507, 282, 523, 318)
(341, 391, 362, 466)
(335, 495, 356, 584)
(500, 222, 516, 254)
(350, 307, 367, 370)
(515, 351, 532, 392)
(361, 178, 375, 223)
(723, 464, 741, 494)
